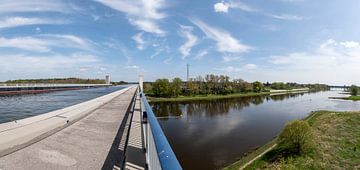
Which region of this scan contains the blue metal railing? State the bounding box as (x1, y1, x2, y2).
(141, 92, 182, 170)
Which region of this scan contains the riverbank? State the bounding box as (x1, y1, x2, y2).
(223, 110, 360, 169)
(329, 95, 360, 101)
(148, 88, 309, 103)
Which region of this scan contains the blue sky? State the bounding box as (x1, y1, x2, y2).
(0, 0, 360, 85)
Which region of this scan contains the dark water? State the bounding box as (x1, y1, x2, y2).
(151, 90, 360, 170)
(0, 85, 128, 123)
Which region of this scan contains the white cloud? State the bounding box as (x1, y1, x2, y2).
(94, 0, 167, 36)
(266, 39, 360, 84)
(214, 2, 229, 13)
(132, 33, 146, 50)
(0, 34, 94, 52)
(213, 1, 302, 22)
(218, 64, 257, 73)
(340, 41, 359, 48)
(222, 66, 242, 72)
(0, 37, 50, 52)
(125, 65, 140, 69)
(214, 1, 256, 13)
(0, 17, 68, 29)
(244, 63, 257, 69)
(0, 0, 68, 13)
(269, 54, 299, 64)
(150, 50, 161, 59)
(194, 50, 208, 60)
(163, 56, 173, 64)
(0, 53, 99, 74)
(269, 14, 303, 21)
(179, 25, 198, 59)
(191, 18, 252, 53)
(41, 34, 94, 51)
(222, 56, 241, 62)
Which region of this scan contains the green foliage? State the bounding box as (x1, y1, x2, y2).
(152, 79, 171, 97)
(170, 77, 182, 97)
(350, 85, 358, 96)
(271, 82, 289, 90)
(146, 74, 329, 98)
(278, 120, 313, 155)
(252, 81, 264, 93)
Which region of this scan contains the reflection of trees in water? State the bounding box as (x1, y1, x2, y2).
(151, 102, 183, 118)
(151, 92, 307, 117)
(270, 93, 305, 101)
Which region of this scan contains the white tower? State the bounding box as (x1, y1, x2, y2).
(139, 75, 144, 92)
(105, 75, 110, 84)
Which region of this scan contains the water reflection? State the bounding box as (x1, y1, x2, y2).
(152, 93, 306, 118)
(151, 91, 360, 170)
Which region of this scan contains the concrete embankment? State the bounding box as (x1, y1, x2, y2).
(0, 85, 135, 159)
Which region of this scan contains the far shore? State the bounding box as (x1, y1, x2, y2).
(148, 88, 309, 103)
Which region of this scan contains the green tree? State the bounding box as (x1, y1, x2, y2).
(171, 77, 182, 97)
(152, 79, 171, 97)
(350, 85, 358, 96)
(278, 120, 313, 154)
(252, 81, 264, 93)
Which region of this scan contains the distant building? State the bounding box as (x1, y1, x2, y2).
(105, 75, 110, 84)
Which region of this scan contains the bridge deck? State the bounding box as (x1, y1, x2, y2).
(0, 86, 137, 170)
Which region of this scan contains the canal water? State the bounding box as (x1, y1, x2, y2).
(0, 85, 128, 123)
(151, 90, 360, 170)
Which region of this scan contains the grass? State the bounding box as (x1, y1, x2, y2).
(329, 95, 360, 101)
(148, 89, 309, 103)
(223, 111, 360, 169)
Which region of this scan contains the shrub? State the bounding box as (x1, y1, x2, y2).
(350, 85, 358, 96)
(278, 120, 313, 155)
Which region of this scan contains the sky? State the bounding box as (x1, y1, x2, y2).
(0, 0, 360, 85)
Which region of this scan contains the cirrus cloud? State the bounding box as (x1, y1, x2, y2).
(191, 18, 252, 54)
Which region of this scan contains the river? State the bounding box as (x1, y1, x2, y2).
(151, 90, 360, 170)
(0, 85, 128, 123)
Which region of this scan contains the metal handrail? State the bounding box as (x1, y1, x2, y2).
(141, 92, 182, 170)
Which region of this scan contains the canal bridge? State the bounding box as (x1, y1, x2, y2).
(0, 79, 182, 170)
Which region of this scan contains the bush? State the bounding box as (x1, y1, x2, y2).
(350, 85, 358, 96)
(252, 81, 264, 93)
(278, 120, 313, 155)
(152, 79, 171, 97)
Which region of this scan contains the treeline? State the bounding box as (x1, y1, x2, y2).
(4, 78, 106, 84)
(144, 74, 329, 98)
(111, 81, 128, 85)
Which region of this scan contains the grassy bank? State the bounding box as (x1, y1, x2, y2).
(329, 96, 360, 101)
(223, 111, 360, 169)
(148, 89, 309, 103)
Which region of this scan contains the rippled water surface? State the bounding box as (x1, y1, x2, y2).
(151, 90, 360, 170)
(0, 85, 128, 123)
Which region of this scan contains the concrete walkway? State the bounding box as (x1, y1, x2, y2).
(125, 93, 146, 170)
(0, 86, 137, 170)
